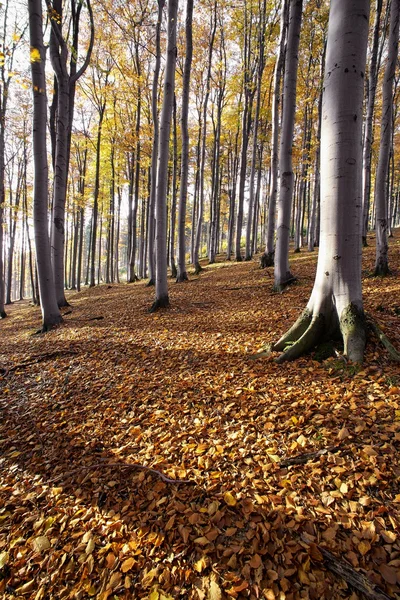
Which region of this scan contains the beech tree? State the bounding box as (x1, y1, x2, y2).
(374, 0, 399, 275)
(273, 0, 303, 289)
(273, 0, 370, 363)
(151, 0, 178, 311)
(28, 0, 62, 331)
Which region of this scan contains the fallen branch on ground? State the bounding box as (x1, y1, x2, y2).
(317, 546, 392, 600)
(280, 445, 342, 467)
(0, 350, 79, 376)
(46, 462, 195, 486)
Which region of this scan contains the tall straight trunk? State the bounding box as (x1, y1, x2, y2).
(273, 0, 369, 363)
(128, 44, 141, 283)
(28, 0, 62, 330)
(151, 0, 178, 311)
(226, 125, 240, 260)
(274, 0, 303, 290)
(0, 203, 4, 317)
(362, 0, 383, 246)
(19, 217, 25, 301)
(115, 185, 122, 283)
(89, 107, 105, 287)
(176, 0, 194, 282)
(308, 41, 325, 251)
(261, 0, 289, 268)
(6, 176, 22, 304)
(147, 0, 165, 286)
(169, 95, 178, 278)
(245, 0, 266, 261)
(209, 93, 223, 264)
(193, 0, 217, 274)
(190, 110, 202, 263)
(374, 0, 399, 275)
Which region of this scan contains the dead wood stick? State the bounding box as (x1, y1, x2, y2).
(280, 445, 342, 467)
(46, 462, 194, 485)
(318, 546, 392, 600)
(367, 316, 400, 362)
(0, 350, 79, 375)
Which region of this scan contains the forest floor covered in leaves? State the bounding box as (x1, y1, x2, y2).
(1, 233, 400, 600)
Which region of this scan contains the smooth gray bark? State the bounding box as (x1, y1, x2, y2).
(362, 0, 383, 246)
(273, 0, 302, 288)
(147, 0, 165, 286)
(176, 0, 194, 282)
(274, 0, 370, 363)
(151, 0, 178, 311)
(374, 0, 399, 275)
(28, 0, 62, 330)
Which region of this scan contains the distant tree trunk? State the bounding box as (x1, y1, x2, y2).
(28, 0, 62, 330)
(169, 95, 178, 278)
(374, 0, 399, 275)
(274, 0, 302, 289)
(245, 0, 266, 261)
(150, 0, 178, 311)
(128, 42, 141, 283)
(362, 0, 383, 246)
(226, 125, 240, 260)
(147, 0, 165, 286)
(193, 0, 217, 274)
(261, 0, 288, 268)
(176, 0, 193, 282)
(273, 0, 369, 363)
(89, 105, 105, 287)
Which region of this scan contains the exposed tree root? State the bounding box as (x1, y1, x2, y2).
(367, 315, 400, 362)
(47, 462, 194, 486)
(146, 278, 155, 287)
(273, 275, 297, 292)
(149, 296, 170, 313)
(272, 302, 367, 364)
(176, 272, 189, 283)
(58, 298, 71, 308)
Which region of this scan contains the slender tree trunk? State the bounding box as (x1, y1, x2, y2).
(169, 95, 178, 278)
(89, 107, 105, 287)
(176, 0, 194, 282)
(193, 0, 217, 274)
(374, 0, 399, 275)
(147, 0, 165, 286)
(362, 0, 383, 246)
(273, 0, 369, 363)
(150, 0, 178, 311)
(274, 0, 303, 289)
(28, 0, 62, 330)
(261, 0, 288, 268)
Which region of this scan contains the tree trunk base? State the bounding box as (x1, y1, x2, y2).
(176, 272, 189, 283)
(273, 303, 366, 363)
(128, 274, 140, 283)
(0, 310, 6, 319)
(35, 314, 63, 334)
(146, 278, 155, 287)
(149, 295, 170, 313)
(236, 255, 243, 262)
(273, 274, 297, 292)
(260, 252, 274, 268)
(194, 262, 203, 275)
(170, 264, 177, 279)
(244, 255, 252, 261)
(374, 263, 391, 277)
(58, 297, 70, 308)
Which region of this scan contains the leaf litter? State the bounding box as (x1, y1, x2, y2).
(0, 235, 400, 599)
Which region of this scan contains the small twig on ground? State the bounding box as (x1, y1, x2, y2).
(46, 462, 195, 486)
(64, 316, 104, 322)
(317, 546, 392, 600)
(367, 315, 400, 362)
(279, 445, 342, 467)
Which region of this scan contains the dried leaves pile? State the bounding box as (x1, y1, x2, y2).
(0, 235, 399, 600)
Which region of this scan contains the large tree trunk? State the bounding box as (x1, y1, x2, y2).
(273, 0, 370, 364)
(273, 0, 303, 289)
(374, 0, 399, 275)
(176, 0, 194, 282)
(28, 0, 62, 331)
(151, 0, 178, 311)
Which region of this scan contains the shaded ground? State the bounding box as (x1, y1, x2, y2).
(0, 232, 399, 600)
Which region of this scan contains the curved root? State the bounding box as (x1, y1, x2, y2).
(274, 314, 325, 363)
(367, 316, 400, 362)
(273, 309, 312, 352)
